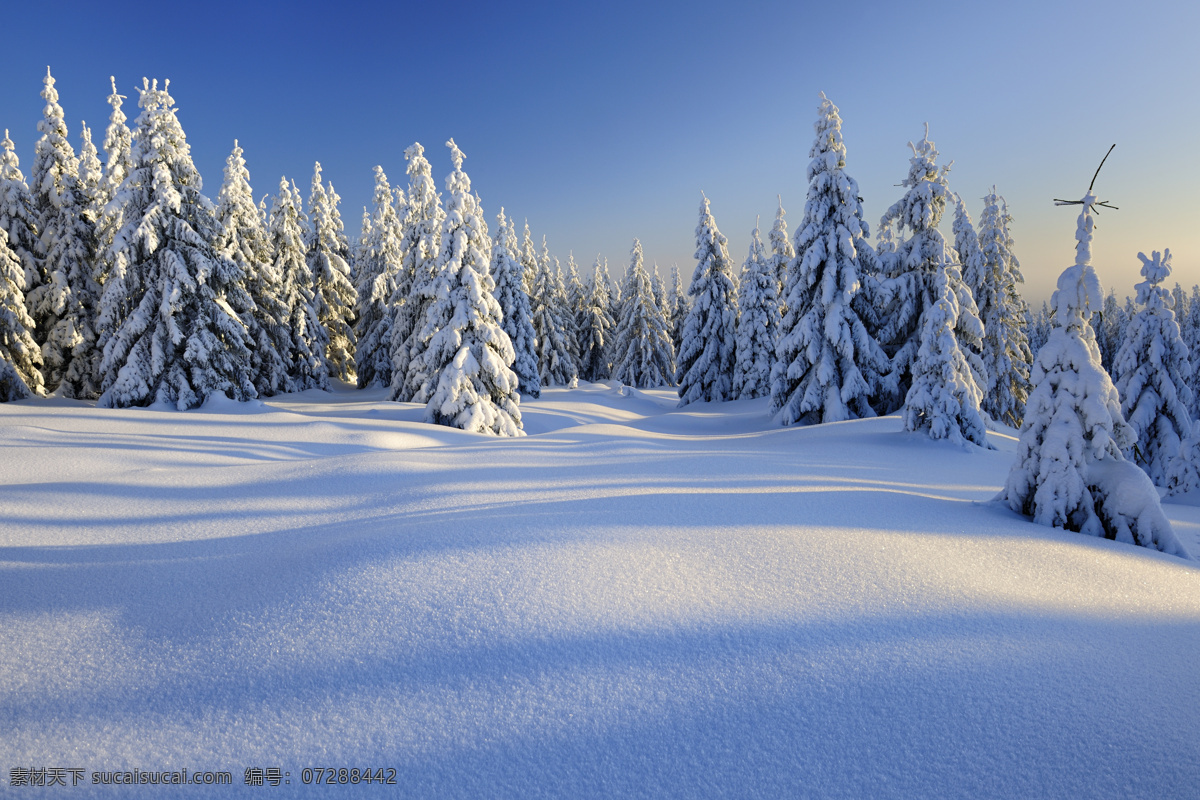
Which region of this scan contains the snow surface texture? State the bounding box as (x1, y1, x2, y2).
(2, 385, 1200, 798)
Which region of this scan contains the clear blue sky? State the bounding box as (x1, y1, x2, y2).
(1, 0, 1195, 305)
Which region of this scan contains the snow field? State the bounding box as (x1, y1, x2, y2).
(2, 381, 1199, 798)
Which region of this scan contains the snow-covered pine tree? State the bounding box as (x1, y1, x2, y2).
(214, 140, 289, 396)
(353, 166, 404, 389)
(1112, 249, 1193, 487)
(490, 207, 540, 398)
(409, 139, 522, 435)
(100, 78, 132, 211)
(767, 196, 794, 314)
(772, 95, 888, 425)
(666, 263, 688, 355)
(98, 79, 255, 409)
(578, 256, 616, 382)
(0, 227, 44, 398)
(529, 243, 578, 388)
(306, 163, 356, 382)
(974, 189, 1032, 427)
(903, 251, 991, 446)
(602, 256, 621, 358)
(1028, 301, 1053, 355)
(94, 78, 133, 290)
(953, 194, 985, 302)
(610, 238, 675, 387)
(676, 195, 738, 406)
(28, 68, 100, 397)
(554, 253, 582, 374)
(1171, 283, 1187, 322)
(732, 219, 778, 399)
(0, 130, 43, 294)
(1092, 290, 1124, 373)
(566, 252, 587, 342)
(999, 175, 1187, 556)
(76, 123, 103, 224)
(651, 262, 669, 315)
(1183, 286, 1200, 419)
(393, 144, 448, 401)
(519, 221, 538, 294)
(270, 178, 329, 391)
(875, 125, 985, 415)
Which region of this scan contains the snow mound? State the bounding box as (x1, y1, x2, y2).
(2, 392, 1199, 799)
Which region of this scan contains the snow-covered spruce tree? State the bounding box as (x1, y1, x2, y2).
(953, 193, 986, 302)
(875, 125, 985, 415)
(1028, 301, 1053, 355)
(974, 189, 1032, 427)
(529, 244, 578, 387)
(1183, 286, 1200, 419)
(606, 256, 622, 309)
(214, 140, 289, 396)
(353, 166, 404, 388)
(270, 178, 329, 391)
(490, 207, 540, 398)
(554, 253, 582, 374)
(29, 68, 100, 397)
(566, 252, 587, 339)
(519, 221, 538, 294)
(76, 123, 104, 224)
(578, 256, 616, 382)
(772, 94, 888, 424)
(732, 220, 778, 399)
(0, 130, 43, 293)
(1091, 290, 1125, 374)
(98, 79, 255, 409)
(651, 262, 669, 316)
(767, 196, 794, 313)
(409, 139, 522, 435)
(601, 257, 622, 367)
(1112, 249, 1193, 487)
(611, 238, 675, 387)
(999, 181, 1188, 557)
(393, 143, 448, 401)
(676, 194, 738, 406)
(94, 78, 133, 290)
(666, 263, 688, 355)
(306, 163, 356, 382)
(0, 227, 44, 398)
(1172, 283, 1188, 320)
(903, 254, 992, 447)
(100, 78, 132, 212)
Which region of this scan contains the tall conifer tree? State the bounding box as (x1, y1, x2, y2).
(975, 189, 1032, 427)
(215, 141, 288, 396)
(1113, 249, 1193, 487)
(271, 178, 329, 391)
(354, 166, 404, 388)
(393, 143, 446, 401)
(578, 256, 616, 383)
(676, 194, 739, 406)
(733, 220, 778, 399)
(411, 140, 522, 435)
(772, 94, 886, 425)
(0, 131, 42, 294)
(307, 163, 356, 382)
(29, 68, 99, 397)
(490, 208, 540, 398)
(98, 79, 255, 409)
(876, 126, 985, 414)
(529, 244, 579, 388)
(0, 227, 43, 399)
(611, 238, 675, 388)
